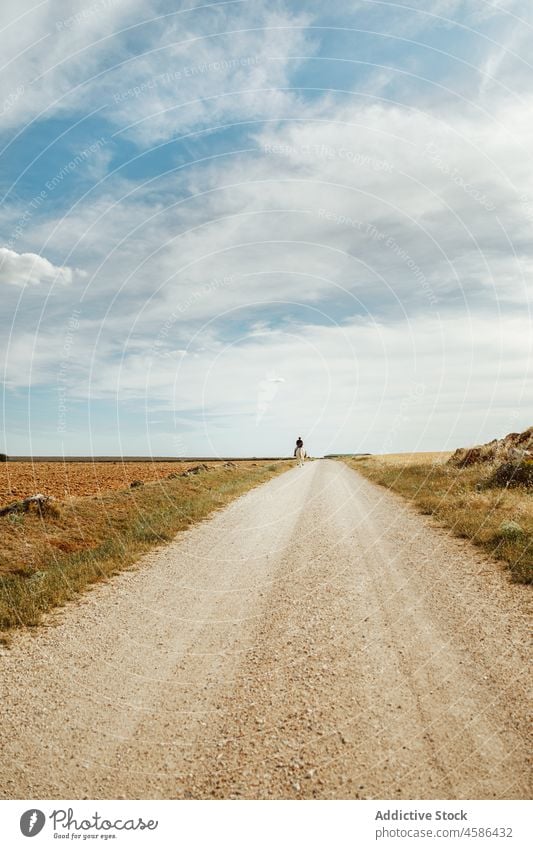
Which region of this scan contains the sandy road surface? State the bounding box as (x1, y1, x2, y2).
(0, 460, 530, 799)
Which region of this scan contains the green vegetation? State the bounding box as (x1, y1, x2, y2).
(487, 460, 533, 489)
(0, 461, 287, 631)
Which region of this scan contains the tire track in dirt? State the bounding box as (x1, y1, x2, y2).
(0, 460, 530, 799)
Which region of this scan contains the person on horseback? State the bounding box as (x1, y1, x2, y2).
(294, 436, 306, 465)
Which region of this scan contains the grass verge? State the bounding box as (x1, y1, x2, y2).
(343, 455, 532, 585)
(0, 461, 288, 631)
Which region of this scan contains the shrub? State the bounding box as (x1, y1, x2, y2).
(7, 512, 24, 526)
(488, 461, 533, 489)
(498, 520, 525, 540)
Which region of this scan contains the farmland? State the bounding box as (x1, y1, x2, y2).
(1, 459, 530, 800)
(0, 458, 282, 508)
(0, 459, 287, 629)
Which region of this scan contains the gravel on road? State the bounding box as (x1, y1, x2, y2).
(0, 460, 530, 799)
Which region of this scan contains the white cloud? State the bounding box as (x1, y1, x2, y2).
(2, 1, 532, 454)
(48, 312, 528, 455)
(105, 7, 316, 145)
(4, 304, 531, 453)
(0, 247, 82, 287)
(6, 80, 531, 382)
(0, 0, 154, 130)
(0, 0, 316, 144)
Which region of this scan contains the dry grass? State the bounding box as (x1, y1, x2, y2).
(344, 454, 532, 585)
(371, 451, 452, 464)
(0, 460, 288, 630)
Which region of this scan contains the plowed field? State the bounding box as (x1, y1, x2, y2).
(1, 460, 529, 799)
(0, 460, 228, 507)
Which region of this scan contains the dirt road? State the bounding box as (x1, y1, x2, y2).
(0, 460, 530, 799)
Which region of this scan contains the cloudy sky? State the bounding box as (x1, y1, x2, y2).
(1, 0, 531, 457)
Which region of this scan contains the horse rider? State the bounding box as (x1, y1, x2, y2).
(294, 436, 304, 457)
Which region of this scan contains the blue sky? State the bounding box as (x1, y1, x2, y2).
(1, 0, 532, 457)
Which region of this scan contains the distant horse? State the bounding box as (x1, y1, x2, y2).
(295, 446, 307, 467)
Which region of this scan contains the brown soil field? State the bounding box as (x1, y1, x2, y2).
(0, 460, 287, 627)
(1, 460, 530, 799)
(0, 460, 232, 507)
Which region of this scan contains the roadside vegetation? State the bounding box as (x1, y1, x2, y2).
(0, 461, 287, 632)
(344, 453, 532, 585)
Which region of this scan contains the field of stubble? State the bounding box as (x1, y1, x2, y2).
(0, 460, 225, 507)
